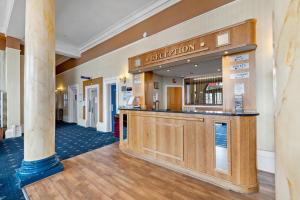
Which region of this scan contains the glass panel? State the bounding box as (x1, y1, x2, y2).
(123, 114, 128, 141)
(214, 122, 229, 172)
(184, 73, 223, 106)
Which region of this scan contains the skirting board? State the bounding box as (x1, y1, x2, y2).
(257, 150, 275, 173)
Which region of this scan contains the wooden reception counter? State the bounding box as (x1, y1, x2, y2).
(119, 108, 259, 193)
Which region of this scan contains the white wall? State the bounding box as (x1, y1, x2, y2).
(5, 48, 21, 128)
(0, 50, 5, 91)
(56, 0, 274, 152)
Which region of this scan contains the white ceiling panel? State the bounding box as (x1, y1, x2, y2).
(4, 0, 179, 57)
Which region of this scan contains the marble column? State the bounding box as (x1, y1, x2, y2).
(274, 0, 300, 199)
(16, 0, 63, 187)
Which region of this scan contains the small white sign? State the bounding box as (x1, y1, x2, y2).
(134, 58, 141, 67)
(133, 74, 142, 84)
(229, 54, 249, 62)
(234, 83, 245, 95)
(230, 72, 250, 79)
(217, 32, 230, 46)
(230, 63, 250, 71)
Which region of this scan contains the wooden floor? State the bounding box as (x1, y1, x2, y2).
(25, 143, 275, 200)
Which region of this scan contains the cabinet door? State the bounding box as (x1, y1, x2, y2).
(128, 114, 142, 152)
(155, 117, 185, 165)
(184, 119, 207, 173)
(142, 116, 156, 157)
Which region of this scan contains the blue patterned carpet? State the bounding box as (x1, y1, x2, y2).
(0, 122, 118, 200)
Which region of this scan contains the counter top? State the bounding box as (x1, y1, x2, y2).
(118, 107, 259, 116)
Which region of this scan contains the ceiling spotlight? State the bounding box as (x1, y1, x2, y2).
(217, 69, 221, 72)
(224, 51, 229, 55)
(194, 64, 198, 67)
(166, 69, 170, 72)
(159, 65, 162, 68)
(187, 59, 191, 63)
(143, 32, 148, 38)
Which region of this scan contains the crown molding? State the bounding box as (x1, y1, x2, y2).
(79, 0, 181, 53)
(56, 40, 81, 58)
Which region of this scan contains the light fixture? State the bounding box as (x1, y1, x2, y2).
(159, 65, 162, 68)
(143, 32, 148, 38)
(119, 76, 127, 84)
(224, 51, 229, 55)
(217, 69, 221, 72)
(166, 69, 170, 72)
(187, 59, 191, 63)
(194, 64, 198, 67)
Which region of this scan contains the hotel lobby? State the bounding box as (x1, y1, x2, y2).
(0, 0, 299, 199)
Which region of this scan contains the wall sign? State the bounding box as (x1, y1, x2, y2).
(216, 31, 230, 47)
(234, 83, 245, 95)
(230, 63, 249, 71)
(229, 54, 249, 62)
(230, 72, 249, 79)
(128, 19, 257, 73)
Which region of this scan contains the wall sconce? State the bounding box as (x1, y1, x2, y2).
(119, 76, 127, 84)
(56, 87, 64, 93)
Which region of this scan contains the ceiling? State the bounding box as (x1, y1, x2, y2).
(0, 0, 179, 58)
(154, 56, 222, 78)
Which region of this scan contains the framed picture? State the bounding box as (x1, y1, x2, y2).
(154, 82, 159, 89)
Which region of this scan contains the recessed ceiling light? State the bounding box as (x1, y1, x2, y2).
(187, 59, 191, 63)
(224, 51, 229, 55)
(217, 69, 221, 72)
(167, 69, 170, 72)
(159, 65, 162, 68)
(194, 64, 198, 67)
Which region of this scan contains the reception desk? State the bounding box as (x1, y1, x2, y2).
(119, 108, 259, 193)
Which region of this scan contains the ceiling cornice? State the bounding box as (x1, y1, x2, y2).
(56, 40, 81, 58)
(79, 0, 180, 53)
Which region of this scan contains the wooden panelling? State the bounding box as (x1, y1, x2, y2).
(222, 50, 256, 112)
(119, 110, 258, 193)
(184, 119, 207, 172)
(144, 71, 154, 109)
(132, 72, 154, 109)
(6, 36, 21, 50)
(128, 19, 256, 73)
(24, 143, 275, 200)
(0, 35, 5, 50)
(82, 77, 103, 122)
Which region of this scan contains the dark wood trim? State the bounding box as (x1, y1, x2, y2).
(6, 36, 21, 50)
(56, 0, 234, 74)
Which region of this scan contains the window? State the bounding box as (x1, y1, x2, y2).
(184, 73, 223, 106)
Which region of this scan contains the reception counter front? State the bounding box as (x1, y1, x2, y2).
(119, 108, 259, 193)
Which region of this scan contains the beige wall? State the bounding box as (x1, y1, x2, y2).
(0, 50, 5, 91)
(274, 0, 300, 199)
(56, 0, 274, 152)
(5, 48, 21, 128)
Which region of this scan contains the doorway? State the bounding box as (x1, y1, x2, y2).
(68, 85, 78, 123)
(110, 84, 117, 132)
(167, 86, 182, 111)
(86, 87, 98, 128)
